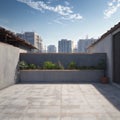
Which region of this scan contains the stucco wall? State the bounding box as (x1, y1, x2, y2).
(0, 42, 20, 89)
(88, 28, 120, 83)
(20, 53, 106, 68)
(88, 34, 113, 82)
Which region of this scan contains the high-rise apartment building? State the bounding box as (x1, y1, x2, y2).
(16, 32, 43, 52)
(58, 39, 73, 53)
(77, 39, 96, 53)
(47, 45, 56, 53)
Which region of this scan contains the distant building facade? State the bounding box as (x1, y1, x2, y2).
(58, 39, 73, 53)
(73, 47, 78, 53)
(47, 45, 56, 53)
(77, 39, 96, 53)
(16, 32, 43, 52)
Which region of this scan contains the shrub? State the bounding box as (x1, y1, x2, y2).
(43, 61, 56, 69)
(19, 60, 105, 70)
(28, 64, 37, 69)
(18, 61, 29, 70)
(68, 62, 77, 69)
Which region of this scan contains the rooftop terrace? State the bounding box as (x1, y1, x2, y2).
(0, 83, 120, 120)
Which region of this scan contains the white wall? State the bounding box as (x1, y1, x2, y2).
(0, 42, 24, 89)
(88, 28, 120, 83)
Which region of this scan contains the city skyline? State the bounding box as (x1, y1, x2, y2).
(0, 0, 120, 47)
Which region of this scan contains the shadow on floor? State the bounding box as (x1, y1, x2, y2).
(93, 83, 120, 111)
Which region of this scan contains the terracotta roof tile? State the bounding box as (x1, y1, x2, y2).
(0, 27, 37, 49)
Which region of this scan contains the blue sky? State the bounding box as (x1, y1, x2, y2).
(0, 0, 120, 47)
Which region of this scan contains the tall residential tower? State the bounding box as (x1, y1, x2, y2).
(77, 39, 96, 53)
(58, 39, 73, 53)
(47, 45, 56, 53)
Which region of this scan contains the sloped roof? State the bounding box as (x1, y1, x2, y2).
(88, 22, 120, 48)
(0, 27, 37, 49)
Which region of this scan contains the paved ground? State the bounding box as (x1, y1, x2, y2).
(0, 83, 120, 120)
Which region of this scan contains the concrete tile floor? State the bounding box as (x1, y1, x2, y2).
(0, 83, 120, 120)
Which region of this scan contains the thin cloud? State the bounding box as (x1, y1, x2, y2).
(53, 19, 65, 25)
(65, 1, 70, 6)
(104, 0, 120, 18)
(17, 0, 83, 21)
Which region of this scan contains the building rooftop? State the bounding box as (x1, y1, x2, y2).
(0, 27, 37, 49)
(0, 83, 120, 119)
(88, 22, 120, 48)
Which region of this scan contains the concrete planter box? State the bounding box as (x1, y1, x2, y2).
(20, 70, 104, 83)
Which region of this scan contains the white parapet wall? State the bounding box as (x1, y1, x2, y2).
(20, 70, 104, 83)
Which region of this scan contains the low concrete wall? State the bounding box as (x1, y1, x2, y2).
(20, 70, 104, 83)
(0, 42, 20, 89)
(20, 53, 106, 68)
